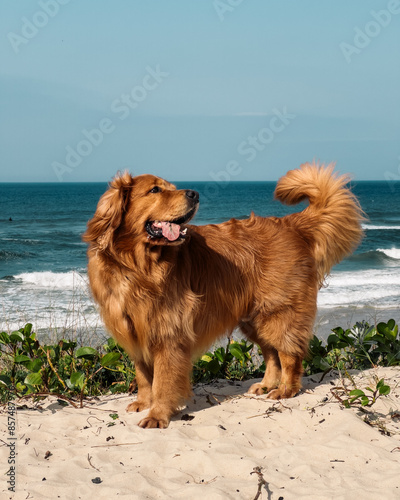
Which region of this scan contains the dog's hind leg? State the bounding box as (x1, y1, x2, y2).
(243, 310, 311, 399)
(126, 360, 153, 413)
(248, 346, 303, 399)
(247, 343, 282, 395)
(266, 352, 303, 399)
(240, 321, 282, 395)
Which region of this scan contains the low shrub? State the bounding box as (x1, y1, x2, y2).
(303, 319, 400, 375)
(0, 319, 398, 406)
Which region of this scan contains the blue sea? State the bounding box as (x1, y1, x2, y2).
(0, 180, 399, 340)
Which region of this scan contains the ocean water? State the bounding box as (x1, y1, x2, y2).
(0, 180, 399, 339)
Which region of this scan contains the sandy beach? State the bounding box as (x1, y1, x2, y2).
(1, 367, 399, 500)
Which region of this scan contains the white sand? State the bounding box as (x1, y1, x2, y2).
(1, 367, 399, 500)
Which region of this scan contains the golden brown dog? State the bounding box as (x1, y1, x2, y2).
(83, 162, 363, 428)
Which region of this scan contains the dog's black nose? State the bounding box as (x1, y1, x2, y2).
(185, 190, 199, 202)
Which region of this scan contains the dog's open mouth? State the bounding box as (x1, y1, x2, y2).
(145, 206, 197, 242)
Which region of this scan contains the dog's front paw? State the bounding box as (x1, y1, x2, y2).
(138, 416, 169, 429)
(247, 382, 269, 396)
(266, 385, 300, 400)
(248, 380, 280, 395)
(126, 400, 150, 413)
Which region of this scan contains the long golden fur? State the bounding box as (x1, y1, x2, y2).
(83, 162, 364, 428)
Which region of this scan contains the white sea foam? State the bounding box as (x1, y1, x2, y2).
(0, 271, 100, 333)
(15, 271, 88, 289)
(318, 268, 400, 308)
(377, 248, 400, 260)
(362, 224, 400, 230)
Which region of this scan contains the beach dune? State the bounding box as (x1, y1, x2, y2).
(1, 368, 399, 499)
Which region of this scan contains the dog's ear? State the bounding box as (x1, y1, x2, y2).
(83, 171, 133, 250)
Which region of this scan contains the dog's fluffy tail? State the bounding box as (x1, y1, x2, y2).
(274, 162, 365, 285)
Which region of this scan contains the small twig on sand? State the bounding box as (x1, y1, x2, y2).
(177, 469, 217, 485)
(206, 394, 221, 406)
(250, 466, 267, 500)
(85, 416, 104, 428)
(247, 401, 290, 419)
(87, 454, 101, 472)
(330, 387, 347, 404)
(91, 442, 143, 448)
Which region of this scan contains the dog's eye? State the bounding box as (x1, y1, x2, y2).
(149, 186, 162, 194)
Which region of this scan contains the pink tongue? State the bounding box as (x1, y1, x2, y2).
(161, 222, 180, 241)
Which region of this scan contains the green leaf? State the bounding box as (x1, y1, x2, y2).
(378, 384, 391, 396)
(24, 372, 42, 386)
(229, 343, 245, 361)
(26, 358, 43, 372)
(327, 334, 340, 347)
(65, 379, 75, 390)
(106, 338, 117, 350)
(14, 354, 31, 364)
(214, 348, 225, 363)
(10, 331, 24, 343)
(385, 330, 397, 342)
(16, 382, 26, 393)
(364, 329, 377, 342)
(207, 358, 221, 375)
(0, 331, 10, 344)
(314, 356, 331, 371)
(349, 389, 365, 398)
(100, 352, 121, 368)
(201, 354, 213, 363)
(23, 323, 33, 336)
(70, 371, 85, 389)
(376, 322, 385, 335)
(241, 342, 253, 353)
(361, 396, 370, 406)
(76, 347, 97, 359)
(377, 322, 396, 341)
(0, 374, 12, 386)
(387, 319, 395, 331)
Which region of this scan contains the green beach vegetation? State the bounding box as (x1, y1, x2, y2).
(0, 320, 399, 408)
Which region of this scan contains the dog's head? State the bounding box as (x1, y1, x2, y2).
(83, 171, 199, 251)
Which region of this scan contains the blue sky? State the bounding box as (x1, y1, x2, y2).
(1, 0, 399, 182)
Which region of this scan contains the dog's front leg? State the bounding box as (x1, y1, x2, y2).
(126, 360, 153, 413)
(138, 345, 192, 429)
